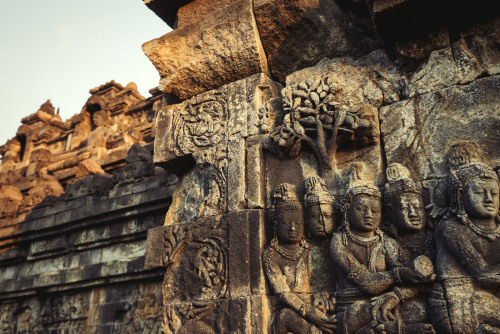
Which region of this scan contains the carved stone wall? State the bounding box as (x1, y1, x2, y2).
(0, 1, 499, 333)
(144, 2, 500, 333)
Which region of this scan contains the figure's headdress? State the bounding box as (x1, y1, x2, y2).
(446, 143, 499, 223)
(447, 142, 498, 192)
(340, 162, 382, 243)
(271, 183, 302, 223)
(342, 162, 381, 213)
(304, 176, 334, 207)
(383, 163, 422, 204)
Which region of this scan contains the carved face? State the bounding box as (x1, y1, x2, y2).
(347, 195, 381, 233)
(276, 208, 304, 244)
(92, 112, 106, 127)
(463, 178, 500, 219)
(307, 203, 334, 238)
(393, 193, 425, 233)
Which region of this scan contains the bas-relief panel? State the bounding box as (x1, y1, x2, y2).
(152, 66, 499, 333)
(0, 282, 163, 334)
(263, 143, 500, 334)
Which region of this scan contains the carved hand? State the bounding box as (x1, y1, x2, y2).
(479, 275, 500, 289)
(398, 267, 431, 284)
(370, 292, 400, 323)
(306, 306, 337, 333)
(313, 292, 337, 313)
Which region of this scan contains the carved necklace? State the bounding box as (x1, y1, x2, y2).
(398, 229, 433, 255)
(344, 227, 380, 248)
(464, 217, 500, 241)
(271, 238, 308, 261)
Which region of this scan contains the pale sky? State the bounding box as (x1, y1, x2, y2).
(0, 1, 171, 146)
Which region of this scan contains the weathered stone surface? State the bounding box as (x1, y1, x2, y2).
(0, 185, 22, 220)
(285, 50, 402, 107)
(254, 0, 381, 82)
(460, 18, 500, 76)
(246, 136, 265, 209)
(380, 75, 500, 180)
(176, 0, 229, 28)
(4, 1, 500, 333)
(155, 74, 280, 226)
(405, 43, 482, 98)
(143, 0, 268, 102)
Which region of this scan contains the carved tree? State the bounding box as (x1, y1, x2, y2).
(270, 76, 379, 176)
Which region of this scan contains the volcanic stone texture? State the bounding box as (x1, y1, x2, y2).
(380, 75, 500, 180)
(254, 0, 381, 82)
(143, 0, 268, 103)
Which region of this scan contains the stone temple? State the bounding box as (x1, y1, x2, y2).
(0, 0, 499, 333)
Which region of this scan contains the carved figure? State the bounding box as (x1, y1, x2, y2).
(0, 303, 16, 334)
(0, 139, 22, 167)
(23, 171, 64, 208)
(0, 185, 23, 219)
(263, 183, 336, 334)
(15, 306, 33, 334)
(381, 163, 436, 332)
(304, 176, 338, 294)
(83, 110, 116, 151)
(330, 162, 434, 334)
(304, 176, 335, 239)
(431, 143, 500, 334)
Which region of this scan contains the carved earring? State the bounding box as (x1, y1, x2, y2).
(456, 188, 467, 224)
(341, 210, 350, 246)
(272, 212, 278, 245)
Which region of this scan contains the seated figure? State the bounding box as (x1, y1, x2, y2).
(82, 110, 116, 153)
(431, 143, 500, 334)
(304, 176, 335, 239)
(331, 162, 434, 334)
(263, 183, 336, 334)
(304, 176, 337, 300)
(378, 163, 436, 331)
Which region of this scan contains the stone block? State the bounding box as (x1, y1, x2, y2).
(155, 74, 280, 224)
(246, 74, 283, 137)
(285, 50, 401, 108)
(154, 74, 280, 168)
(176, 0, 230, 28)
(226, 210, 268, 297)
(143, 0, 268, 102)
(227, 138, 246, 212)
(460, 18, 500, 76)
(380, 75, 500, 180)
(144, 226, 165, 270)
(227, 211, 251, 298)
(162, 297, 253, 333)
(28, 236, 67, 259)
(248, 209, 267, 295)
(246, 136, 265, 209)
(254, 0, 380, 82)
(405, 44, 482, 98)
